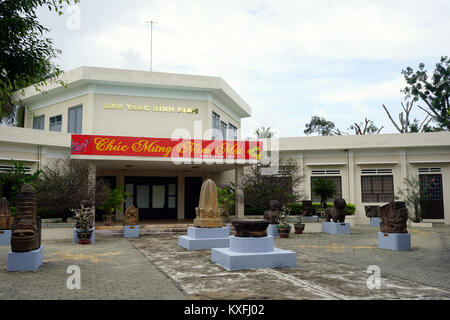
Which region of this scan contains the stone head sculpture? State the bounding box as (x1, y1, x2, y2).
(194, 179, 223, 228)
(379, 201, 408, 234)
(124, 205, 139, 226)
(325, 198, 347, 223)
(301, 200, 315, 216)
(0, 197, 13, 230)
(264, 200, 281, 224)
(11, 184, 41, 252)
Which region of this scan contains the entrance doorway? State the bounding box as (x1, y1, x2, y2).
(184, 177, 203, 219)
(420, 174, 444, 219)
(124, 177, 177, 220)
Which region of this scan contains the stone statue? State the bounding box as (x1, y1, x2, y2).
(0, 197, 13, 230)
(302, 200, 316, 217)
(325, 198, 347, 222)
(365, 206, 380, 218)
(123, 205, 139, 226)
(263, 200, 280, 224)
(11, 184, 41, 252)
(232, 219, 269, 237)
(194, 179, 223, 228)
(379, 201, 408, 234)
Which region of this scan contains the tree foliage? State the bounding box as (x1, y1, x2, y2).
(304, 116, 340, 136)
(311, 178, 337, 208)
(401, 56, 450, 131)
(0, 0, 78, 124)
(35, 159, 110, 221)
(237, 158, 304, 210)
(255, 126, 274, 138)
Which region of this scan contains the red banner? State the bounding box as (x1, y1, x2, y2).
(71, 134, 262, 160)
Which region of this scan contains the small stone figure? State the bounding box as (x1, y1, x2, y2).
(194, 179, 223, 228)
(379, 201, 408, 234)
(123, 205, 139, 226)
(325, 198, 347, 223)
(0, 197, 13, 230)
(302, 200, 316, 217)
(11, 184, 41, 252)
(365, 206, 380, 218)
(72, 200, 95, 230)
(263, 200, 280, 224)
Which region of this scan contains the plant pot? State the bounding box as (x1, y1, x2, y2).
(277, 225, 291, 238)
(294, 223, 305, 234)
(76, 229, 93, 245)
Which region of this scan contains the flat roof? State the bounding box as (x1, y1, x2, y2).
(15, 66, 252, 118)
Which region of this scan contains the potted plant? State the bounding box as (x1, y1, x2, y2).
(294, 214, 305, 234)
(99, 187, 129, 226)
(277, 206, 292, 238)
(71, 200, 95, 245)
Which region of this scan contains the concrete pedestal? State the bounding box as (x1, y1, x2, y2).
(123, 225, 139, 238)
(7, 246, 44, 272)
(211, 236, 297, 271)
(266, 224, 280, 238)
(0, 229, 11, 245)
(301, 216, 319, 222)
(73, 227, 95, 244)
(378, 232, 411, 251)
(322, 222, 351, 234)
(370, 217, 381, 227)
(178, 226, 230, 250)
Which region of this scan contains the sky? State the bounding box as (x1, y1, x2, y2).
(36, 0, 450, 138)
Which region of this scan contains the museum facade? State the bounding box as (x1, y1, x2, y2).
(0, 66, 449, 225)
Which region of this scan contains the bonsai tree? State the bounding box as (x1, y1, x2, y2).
(311, 178, 337, 208)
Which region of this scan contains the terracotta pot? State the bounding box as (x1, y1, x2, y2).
(76, 229, 93, 244)
(277, 225, 291, 238)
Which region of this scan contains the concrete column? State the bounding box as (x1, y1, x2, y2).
(88, 161, 96, 201)
(177, 171, 185, 220)
(400, 149, 408, 181)
(235, 165, 245, 218)
(116, 170, 125, 221)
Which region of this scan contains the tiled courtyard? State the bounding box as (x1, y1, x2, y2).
(0, 224, 449, 300)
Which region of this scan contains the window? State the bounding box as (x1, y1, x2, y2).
(220, 121, 227, 140)
(311, 176, 342, 202)
(212, 112, 220, 139)
(33, 115, 44, 130)
(49, 115, 62, 132)
(228, 123, 238, 139)
(68, 105, 83, 134)
(361, 175, 394, 202)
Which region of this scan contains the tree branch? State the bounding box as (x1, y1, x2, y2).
(382, 104, 404, 133)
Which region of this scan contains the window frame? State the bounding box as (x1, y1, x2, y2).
(361, 174, 394, 203)
(49, 114, 63, 132)
(32, 115, 45, 130)
(68, 105, 83, 134)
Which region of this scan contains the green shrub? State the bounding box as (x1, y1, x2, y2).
(37, 208, 61, 219)
(288, 202, 356, 215)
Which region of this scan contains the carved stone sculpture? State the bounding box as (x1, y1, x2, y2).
(123, 205, 139, 226)
(0, 197, 13, 230)
(302, 200, 316, 216)
(325, 198, 347, 222)
(232, 219, 269, 237)
(263, 200, 280, 224)
(71, 200, 95, 230)
(11, 184, 41, 252)
(379, 201, 408, 234)
(194, 179, 223, 228)
(365, 206, 380, 218)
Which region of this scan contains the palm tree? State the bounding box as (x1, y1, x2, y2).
(311, 178, 337, 208)
(255, 126, 274, 138)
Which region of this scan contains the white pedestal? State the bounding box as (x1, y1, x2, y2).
(370, 217, 381, 227)
(322, 222, 350, 234)
(0, 229, 11, 245)
(378, 232, 411, 251)
(123, 225, 139, 238)
(178, 226, 230, 250)
(266, 224, 280, 238)
(73, 227, 95, 244)
(7, 246, 44, 272)
(211, 236, 297, 271)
